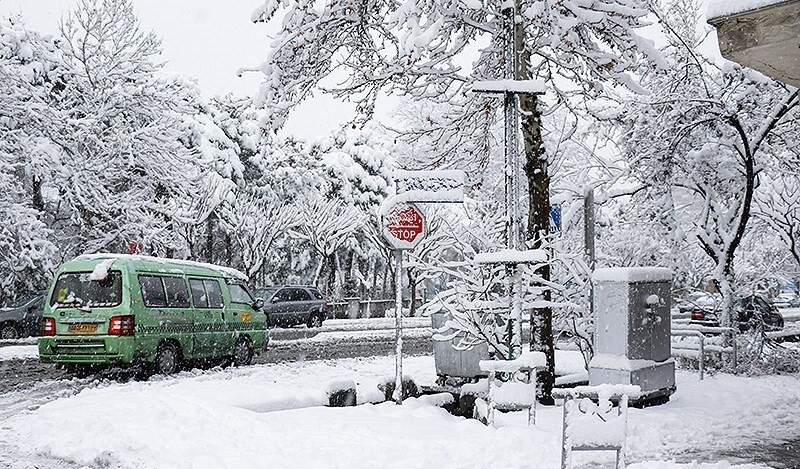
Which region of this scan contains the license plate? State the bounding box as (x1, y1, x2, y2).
(68, 323, 98, 333)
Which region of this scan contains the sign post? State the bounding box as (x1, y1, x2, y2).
(381, 202, 426, 404)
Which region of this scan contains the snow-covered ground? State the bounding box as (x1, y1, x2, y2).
(1, 352, 796, 469)
(0, 344, 39, 361)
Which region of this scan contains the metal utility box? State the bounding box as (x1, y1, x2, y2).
(430, 311, 489, 378)
(589, 267, 676, 403)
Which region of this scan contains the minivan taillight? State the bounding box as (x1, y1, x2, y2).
(691, 309, 705, 320)
(108, 315, 135, 336)
(41, 317, 56, 336)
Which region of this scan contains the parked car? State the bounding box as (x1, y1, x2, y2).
(688, 294, 784, 332)
(39, 254, 268, 375)
(676, 291, 722, 316)
(0, 292, 45, 339)
(772, 291, 800, 309)
(253, 286, 327, 328)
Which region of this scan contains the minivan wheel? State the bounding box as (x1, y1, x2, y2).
(155, 343, 181, 375)
(0, 323, 19, 340)
(307, 314, 323, 328)
(233, 337, 253, 367)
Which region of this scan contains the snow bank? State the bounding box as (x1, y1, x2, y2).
(0, 344, 38, 361)
(592, 267, 673, 283)
(2, 357, 559, 469)
(3, 355, 800, 469)
(707, 0, 791, 20)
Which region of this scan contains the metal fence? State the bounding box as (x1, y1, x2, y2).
(327, 298, 424, 319)
(671, 326, 738, 379)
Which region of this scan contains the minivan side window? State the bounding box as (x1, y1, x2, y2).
(189, 279, 208, 308)
(139, 275, 167, 308)
(163, 277, 190, 308)
(204, 280, 224, 308)
(310, 289, 323, 300)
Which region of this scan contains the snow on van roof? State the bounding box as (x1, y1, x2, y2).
(74, 254, 249, 281)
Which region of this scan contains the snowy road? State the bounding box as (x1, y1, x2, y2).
(0, 318, 434, 395)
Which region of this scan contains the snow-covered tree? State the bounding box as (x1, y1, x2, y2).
(610, 0, 799, 326)
(755, 174, 800, 269)
(39, 0, 213, 257)
(293, 196, 367, 295)
(0, 19, 65, 300)
(218, 189, 301, 285)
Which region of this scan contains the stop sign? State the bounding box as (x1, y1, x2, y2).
(382, 203, 426, 250)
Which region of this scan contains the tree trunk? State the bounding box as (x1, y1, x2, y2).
(313, 254, 325, 286)
(205, 215, 215, 264)
(224, 232, 232, 266)
(519, 87, 555, 403)
(407, 269, 417, 317)
(32, 176, 45, 213)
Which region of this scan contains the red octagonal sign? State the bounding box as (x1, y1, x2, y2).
(382, 203, 426, 250)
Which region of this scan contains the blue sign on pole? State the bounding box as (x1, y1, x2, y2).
(549, 204, 562, 234)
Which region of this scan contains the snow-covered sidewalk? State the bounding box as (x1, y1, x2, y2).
(1, 354, 796, 469)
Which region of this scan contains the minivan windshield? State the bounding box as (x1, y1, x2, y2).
(50, 271, 123, 308)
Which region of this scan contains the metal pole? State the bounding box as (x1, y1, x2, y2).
(502, 0, 522, 360)
(503, 2, 518, 251)
(699, 333, 705, 380)
(584, 188, 596, 319)
(393, 248, 404, 404)
(511, 265, 523, 359)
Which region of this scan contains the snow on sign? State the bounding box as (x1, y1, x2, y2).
(382, 203, 426, 250)
(395, 170, 465, 204)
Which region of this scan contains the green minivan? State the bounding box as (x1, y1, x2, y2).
(38, 254, 268, 375)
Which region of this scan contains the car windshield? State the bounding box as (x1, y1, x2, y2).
(50, 271, 123, 308)
(10, 293, 41, 309)
(253, 287, 279, 300)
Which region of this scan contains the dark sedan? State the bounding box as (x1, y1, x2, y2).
(0, 292, 46, 339)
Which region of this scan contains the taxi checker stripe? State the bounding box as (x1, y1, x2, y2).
(135, 322, 266, 334)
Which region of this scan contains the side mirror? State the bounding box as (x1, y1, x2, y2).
(272, 296, 280, 303)
(254, 298, 264, 310)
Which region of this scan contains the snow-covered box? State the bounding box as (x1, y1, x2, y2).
(589, 267, 675, 403)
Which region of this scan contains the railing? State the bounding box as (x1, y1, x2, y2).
(671, 325, 737, 379)
(327, 298, 424, 319)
